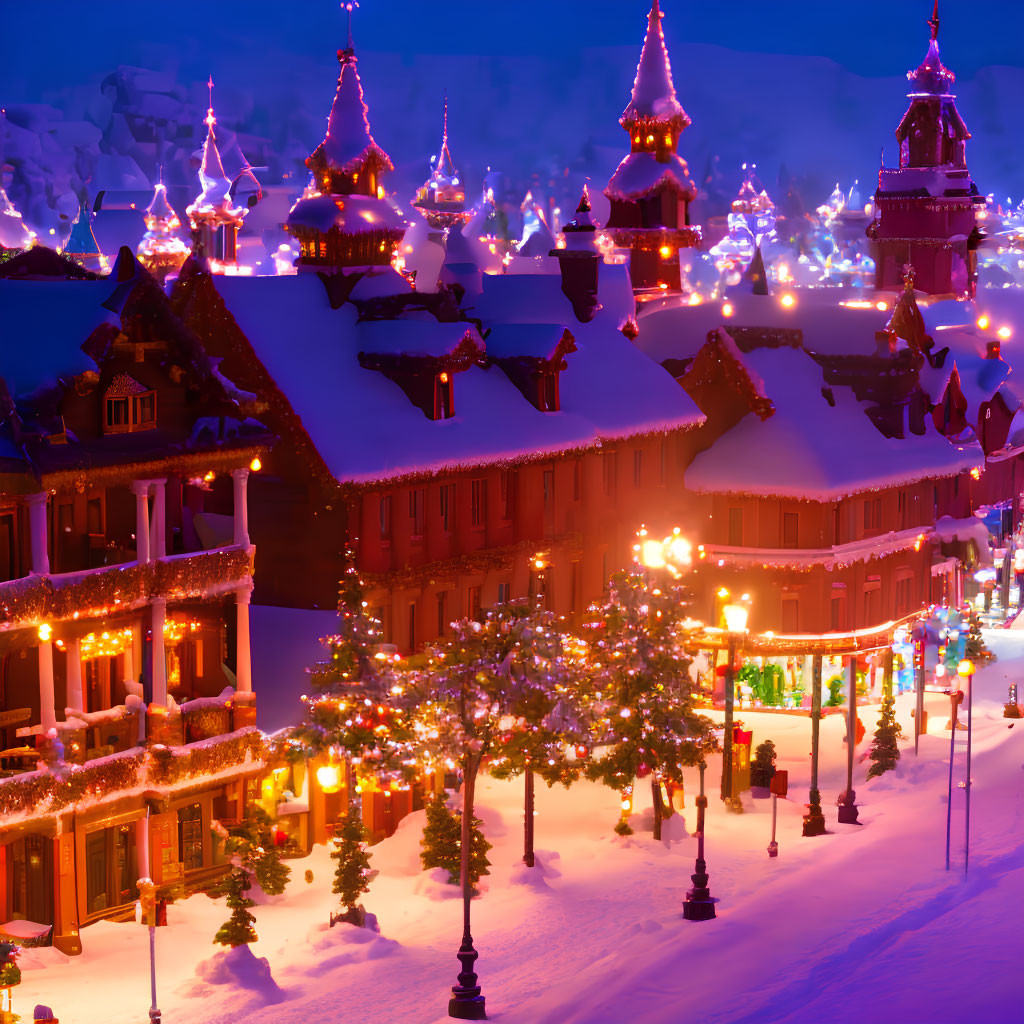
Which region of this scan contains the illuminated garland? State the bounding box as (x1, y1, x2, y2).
(0, 548, 252, 629)
(0, 728, 266, 823)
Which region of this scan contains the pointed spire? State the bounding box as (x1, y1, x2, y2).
(621, 0, 688, 128)
(193, 77, 234, 210)
(63, 191, 106, 270)
(908, 0, 954, 95)
(307, 19, 393, 186)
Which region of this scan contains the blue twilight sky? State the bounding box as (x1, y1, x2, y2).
(1, 0, 1020, 101)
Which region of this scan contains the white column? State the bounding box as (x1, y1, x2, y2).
(235, 585, 252, 694)
(122, 636, 134, 690)
(136, 814, 151, 880)
(150, 478, 166, 559)
(65, 638, 83, 712)
(231, 468, 250, 548)
(151, 598, 167, 707)
(26, 492, 50, 574)
(38, 640, 56, 731)
(131, 481, 151, 563)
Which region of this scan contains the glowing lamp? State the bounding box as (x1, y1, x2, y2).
(722, 604, 749, 633)
(659, 245, 672, 259)
(780, 293, 796, 309)
(665, 534, 692, 568)
(998, 326, 1012, 341)
(316, 764, 343, 794)
(721, 302, 734, 318)
(970, 467, 981, 481)
(957, 659, 975, 679)
(641, 540, 666, 569)
(876, 301, 888, 312)
(250, 456, 262, 472)
(439, 371, 450, 384)
(38, 623, 52, 642)
(976, 315, 990, 330)
(621, 798, 632, 811)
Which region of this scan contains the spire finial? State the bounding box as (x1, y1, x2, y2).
(928, 0, 939, 41)
(443, 91, 449, 148)
(343, 1, 359, 51)
(206, 75, 215, 129)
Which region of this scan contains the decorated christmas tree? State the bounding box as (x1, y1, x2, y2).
(867, 695, 902, 779)
(0, 940, 20, 987)
(213, 867, 258, 948)
(331, 806, 373, 926)
(224, 806, 291, 896)
(965, 609, 994, 663)
(580, 566, 715, 835)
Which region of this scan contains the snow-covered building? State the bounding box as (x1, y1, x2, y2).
(868, 3, 985, 297)
(0, 248, 271, 954)
(604, 0, 700, 295)
(286, 35, 406, 273)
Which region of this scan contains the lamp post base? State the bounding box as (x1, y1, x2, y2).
(837, 789, 860, 825)
(682, 896, 717, 921)
(802, 789, 827, 836)
(682, 854, 717, 922)
(449, 935, 487, 1020)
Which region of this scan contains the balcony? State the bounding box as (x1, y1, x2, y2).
(0, 726, 265, 828)
(0, 545, 253, 632)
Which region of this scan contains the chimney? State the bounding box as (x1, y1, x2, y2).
(552, 186, 601, 323)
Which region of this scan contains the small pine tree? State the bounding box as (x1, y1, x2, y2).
(214, 867, 258, 948)
(867, 695, 902, 779)
(420, 793, 461, 880)
(750, 740, 777, 789)
(965, 611, 992, 662)
(419, 794, 491, 892)
(332, 807, 373, 925)
(826, 677, 844, 707)
(225, 807, 291, 897)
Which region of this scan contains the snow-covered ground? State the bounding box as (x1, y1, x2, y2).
(15, 632, 1024, 1024)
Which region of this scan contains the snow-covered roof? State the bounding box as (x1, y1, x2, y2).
(286, 193, 407, 235)
(606, 152, 696, 202)
(0, 279, 116, 397)
(357, 321, 483, 359)
(485, 325, 574, 361)
(310, 49, 392, 178)
(211, 266, 702, 485)
(621, 0, 688, 128)
(685, 344, 981, 500)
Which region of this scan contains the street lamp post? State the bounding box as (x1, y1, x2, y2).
(683, 761, 716, 921)
(803, 653, 827, 836)
(961, 659, 975, 876)
(913, 620, 927, 755)
(720, 603, 749, 811)
(837, 656, 860, 825)
(943, 687, 962, 871)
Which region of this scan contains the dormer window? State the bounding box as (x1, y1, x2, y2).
(486, 325, 577, 413)
(435, 372, 454, 420)
(103, 373, 156, 434)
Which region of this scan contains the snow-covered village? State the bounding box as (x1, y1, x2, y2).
(0, 0, 1023, 1021)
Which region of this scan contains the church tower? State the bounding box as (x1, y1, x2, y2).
(286, 15, 406, 273)
(604, 0, 700, 296)
(868, 2, 984, 297)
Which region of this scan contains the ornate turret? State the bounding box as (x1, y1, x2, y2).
(63, 192, 107, 273)
(868, 2, 985, 297)
(186, 80, 246, 269)
(412, 97, 470, 232)
(286, 14, 406, 273)
(604, 0, 700, 296)
(137, 180, 189, 282)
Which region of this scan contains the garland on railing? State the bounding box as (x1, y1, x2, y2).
(0, 727, 265, 822)
(0, 547, 252, 629)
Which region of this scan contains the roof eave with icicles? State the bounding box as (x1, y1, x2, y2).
(620, 0, 689, 130)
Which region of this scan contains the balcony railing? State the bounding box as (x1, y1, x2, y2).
(0, 545, 253, 631)
(0, 727, 265, 827)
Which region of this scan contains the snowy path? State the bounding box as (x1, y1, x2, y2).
(15, 633, 1024, 1024)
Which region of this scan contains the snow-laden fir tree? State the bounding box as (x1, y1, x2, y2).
(866, 694, 902, 779)
(750, 739, 777, 790)
(213, 867, 258, 948)
(331, 806, 373, 926)
(581, 567, 716, 835)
